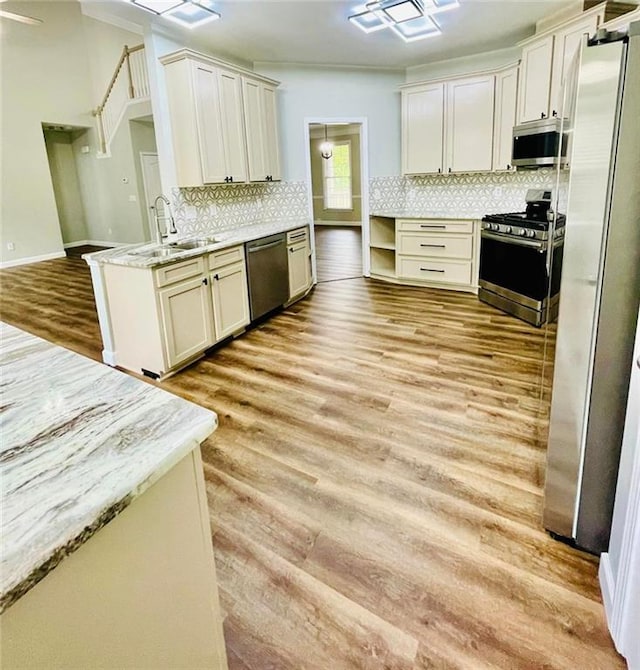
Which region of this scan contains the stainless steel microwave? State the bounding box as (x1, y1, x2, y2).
(512, 118, 568, 168)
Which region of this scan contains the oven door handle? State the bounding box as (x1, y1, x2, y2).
(481, 230, 546, 251)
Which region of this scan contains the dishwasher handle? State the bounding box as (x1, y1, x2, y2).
(247, 239, 284, 253)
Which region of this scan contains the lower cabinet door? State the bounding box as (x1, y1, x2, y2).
(159, 277, 214, 368)
(288, 242, 310, 299)
(211, 261, 250, 341)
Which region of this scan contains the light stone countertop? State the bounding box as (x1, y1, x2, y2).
(0, 323, 218, 613)
(369, 210, 482, 220)
(85, 218, 311, 269)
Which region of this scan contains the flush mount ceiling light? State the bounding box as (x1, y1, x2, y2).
(349, 0, 458, 42)
(128, 0, 221, 28)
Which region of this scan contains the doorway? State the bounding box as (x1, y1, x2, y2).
(304, 119, 369, 283)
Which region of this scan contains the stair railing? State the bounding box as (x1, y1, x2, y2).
(93, 44, 149, 155)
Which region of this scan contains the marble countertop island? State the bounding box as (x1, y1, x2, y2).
(0, 323, 218, 613)
(86, 218, 311, 269)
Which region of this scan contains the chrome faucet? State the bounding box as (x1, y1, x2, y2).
(150, 195, 178, 244)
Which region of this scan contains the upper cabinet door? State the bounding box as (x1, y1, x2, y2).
(402, 82, 445, 175)
(549, 14, 600, 119)
(243, 78, 281, 182)
(518, 35, 554, 123)
(243, 78, 268, 181)
(262, 85, 281, 181)
(218, 70, 247, 183)
(193, 63, 228, 184)
(446, 75, 495, 173)
(493, 67, 519, 171)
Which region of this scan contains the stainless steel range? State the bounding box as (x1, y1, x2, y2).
(479, 189, 565, 327)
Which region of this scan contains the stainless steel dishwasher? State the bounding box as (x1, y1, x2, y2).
(245, 233, 289, 321)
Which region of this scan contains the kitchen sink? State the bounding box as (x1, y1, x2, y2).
(131, 247, 183, 258)
(170, 236, 220, 250)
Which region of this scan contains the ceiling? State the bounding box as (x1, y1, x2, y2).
(82, 0, 578, 69)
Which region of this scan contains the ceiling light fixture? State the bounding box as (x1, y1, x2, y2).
(127, 0, 221, 28)
(320, 126, 333, 160)
(349, 0, 458, 42)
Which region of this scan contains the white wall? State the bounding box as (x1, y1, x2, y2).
(0, 1, 95, 264)
(253, 63, 404, 181)
(0, 1, 152, 264)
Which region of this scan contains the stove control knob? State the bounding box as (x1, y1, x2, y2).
(526, 230, 536, 238)
(505, 226, 512, 234)
(518, 229, 527, 237)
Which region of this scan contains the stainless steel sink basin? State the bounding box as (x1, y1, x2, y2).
(171, 237, 220, 250)
(132, 247, 183, 258)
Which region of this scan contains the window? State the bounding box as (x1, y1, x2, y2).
(323, 141, 352, 210)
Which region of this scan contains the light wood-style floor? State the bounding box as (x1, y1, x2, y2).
(0, 238, 623, 669)
(314, 225, 362, 282)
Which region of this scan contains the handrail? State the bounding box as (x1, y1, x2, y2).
(96, 44, 144, 115)
(93, 43, 148, 154)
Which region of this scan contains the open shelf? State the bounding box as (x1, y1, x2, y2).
(370, 247, 396, 278)
(370, 216, 396, 250)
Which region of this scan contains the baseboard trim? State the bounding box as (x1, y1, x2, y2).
(0, 251, 66, 269)
(63, 240, 125, 249)
(314, 220, 362, 227)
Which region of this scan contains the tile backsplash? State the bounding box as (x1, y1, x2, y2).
(172, 181, 309, 236)
(371, 169, 569, 216)
(171, 170, 569, 237)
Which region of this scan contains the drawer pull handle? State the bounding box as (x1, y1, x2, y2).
(420, 244, 446, 248)
(420, 268, 445, 273)
(420, 225, 446, 229)
(290, 233, 306, 240)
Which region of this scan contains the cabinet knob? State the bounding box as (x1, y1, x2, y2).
(541, 112, 547, 119)
(448, 167, 452, 173)
(229, 176, 233, 183)
(438, 168, 442, 174)
(202, 277, 208, 286)
(507, 164, 511, 170)
(213, 274, 219, 281)
(224, 177, 229, 183)
(552, 110, 558, 117)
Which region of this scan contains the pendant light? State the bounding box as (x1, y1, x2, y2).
(320, 125, 333, 160)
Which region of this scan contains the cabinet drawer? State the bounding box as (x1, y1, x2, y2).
(209, 245, 244, 270)
(286, 227, 309, 245)
(398, 234, 472, 260)
(397, 220, 473, 234)
(155, 256, 205, 288)
(397, 257, 472, 286)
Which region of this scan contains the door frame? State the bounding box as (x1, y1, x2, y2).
(139, 151, 161, 242)
(303, 117, 370, 279)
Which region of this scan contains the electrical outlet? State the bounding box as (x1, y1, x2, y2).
(7, 242, 15, 251)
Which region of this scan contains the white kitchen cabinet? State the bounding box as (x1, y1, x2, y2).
(549, 14, 599, 119)
(368, 216, 479, 293)
(401, 82, 445, 175)
(158, 275, 214, 369)
(286, 227, 312, 299)
(493, 66, 519, 171)
(518, 35, 554, 123)
(210, 260, 250, 341)
(446, 75, 495, 173)
(161, 50, 281, 188)
(243, 78, 281, 182)
(401, 73, 500, 175)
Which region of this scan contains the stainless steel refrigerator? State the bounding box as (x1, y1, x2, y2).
(543, 22, 640, 555)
